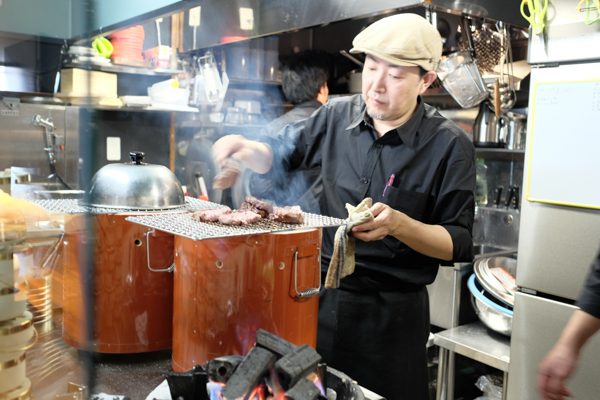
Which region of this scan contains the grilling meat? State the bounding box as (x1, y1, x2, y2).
(269, 206, 305, 224)
(238, 196, 274, 218)
(191, 207, 232, 222)
(213, 158, 243, 190)
(218, 211, 262, 225)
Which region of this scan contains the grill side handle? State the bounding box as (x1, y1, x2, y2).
(146, 229, 175, 272)
(294, 247, 321, 298)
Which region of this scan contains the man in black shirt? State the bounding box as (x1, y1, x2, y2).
(250, 52, 329, 209)
(537, 251, 600, 400)
(212, 13, 475, 399)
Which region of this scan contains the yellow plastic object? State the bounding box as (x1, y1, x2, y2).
(577, 0, 600, 25)
(92, 37, 113, 58)
(520, 0, 548, 34)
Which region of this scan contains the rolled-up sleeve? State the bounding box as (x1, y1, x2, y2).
(577, 251, 600, 319)
(430, 138, 476, 264)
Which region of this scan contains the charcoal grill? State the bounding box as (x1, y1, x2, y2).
(124, 206, 347, 241)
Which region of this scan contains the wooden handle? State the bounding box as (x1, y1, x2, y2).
(494, 83, 501, 116)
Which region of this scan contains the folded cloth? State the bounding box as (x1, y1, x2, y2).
(325, 198, 374, 289)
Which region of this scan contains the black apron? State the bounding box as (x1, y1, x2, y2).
(317, 285, 430, 400)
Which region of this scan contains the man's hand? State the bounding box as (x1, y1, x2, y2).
(536, 309, 600, 400)
(537, 343, 577, 400)
(212, 135, 273, 174)
(351, 202, 453, 260)
(212, 134, 247, 168)
(351, 202, 403, 242)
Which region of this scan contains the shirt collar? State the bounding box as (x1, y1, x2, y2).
(345, 96, 425, 150)
(295, 100, 323, 109)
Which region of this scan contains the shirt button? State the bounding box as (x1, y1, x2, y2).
(362, 178, 368, 184)
(376, 144, 382, 148)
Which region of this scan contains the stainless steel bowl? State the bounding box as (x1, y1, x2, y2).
(468, 274, 513, 336)
(474, 256, 517, 307)
(84, 151, 185, 210)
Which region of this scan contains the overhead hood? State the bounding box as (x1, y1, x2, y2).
(174, 0, 527, 52)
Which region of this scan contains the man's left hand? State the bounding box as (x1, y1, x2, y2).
(351, 202, 404, 242)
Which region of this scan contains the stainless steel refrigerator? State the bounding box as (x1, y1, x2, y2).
(507, 1, 600, 398)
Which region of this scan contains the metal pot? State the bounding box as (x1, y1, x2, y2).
(505, 112, 527, 150)
(473, 103, 508, 148)
(84, 151, 185, 209)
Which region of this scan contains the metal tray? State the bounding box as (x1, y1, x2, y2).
(29, 197, 222, 214)
(125, 210, 347, 241)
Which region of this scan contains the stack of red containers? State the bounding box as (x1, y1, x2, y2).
(108, 25, 145, 61)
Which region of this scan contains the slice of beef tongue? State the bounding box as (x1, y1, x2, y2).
(192, 207, 232, 222)
(238, 195, 274, 218)
(218, 211, 262, 225)
(213, 158, 243, 190)
(269, 206, 305, 224)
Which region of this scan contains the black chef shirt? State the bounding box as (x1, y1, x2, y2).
(577, 251, 600, 319)
(260, 94, 476, 290)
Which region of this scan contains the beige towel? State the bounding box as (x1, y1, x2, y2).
(325, 198, 374, 289)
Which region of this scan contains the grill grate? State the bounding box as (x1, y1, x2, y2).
(30, 197, 223, 214)
(125, 211, 347, 241)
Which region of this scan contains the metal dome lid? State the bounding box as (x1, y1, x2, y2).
(83, 151, 185, 210)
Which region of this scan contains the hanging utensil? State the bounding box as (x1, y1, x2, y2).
(339, 50, 364, 67)
(577, 0, 600, 25)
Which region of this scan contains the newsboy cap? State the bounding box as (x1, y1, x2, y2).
(350, 13, 443, 71)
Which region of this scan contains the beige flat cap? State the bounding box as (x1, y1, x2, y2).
(350, 13, 442, 71)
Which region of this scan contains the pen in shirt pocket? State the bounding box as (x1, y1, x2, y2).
(382, 174, 395, 197)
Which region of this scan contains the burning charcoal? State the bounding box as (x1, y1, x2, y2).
(221, 347, 276, 400)
(207, 355, 244, 384)
(284, 378, 321, 400)
(275, 344, 322, 390)
(256, 329, 298, 358)
(166, 365, 209, 400)
(316, 364, 327, 395)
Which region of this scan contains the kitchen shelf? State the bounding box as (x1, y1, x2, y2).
(475, 148, 525, 154)
(475, 148, 525, 162)
(89, 105, 199, 113)
(434, 321, 511, 372)
(63, 62, 183, 76)
(228, 78, 282, 87)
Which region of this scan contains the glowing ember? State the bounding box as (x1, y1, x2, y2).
(208, 381, 225, 400)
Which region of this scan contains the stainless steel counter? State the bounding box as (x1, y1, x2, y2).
(434, 321, 510, 372)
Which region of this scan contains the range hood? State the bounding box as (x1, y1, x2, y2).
(72, 0, 527, 51)
(176, 0, 527, 52)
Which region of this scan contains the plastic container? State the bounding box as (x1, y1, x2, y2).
(148, 87, 189, 106)
(151, 79, 180, 92)
(437, 51, 488, 108)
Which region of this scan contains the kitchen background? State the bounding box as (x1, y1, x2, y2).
(1, 0, 599, 399)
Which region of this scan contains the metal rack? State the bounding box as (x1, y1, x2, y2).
(125, 211, 346, 241)
(434, 257, 512, 400)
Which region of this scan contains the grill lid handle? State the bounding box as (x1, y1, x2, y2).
(129, 151, 145, 165)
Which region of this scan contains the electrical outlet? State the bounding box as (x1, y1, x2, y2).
(239, 7, 254, 30)
(189, 6, 201, 27)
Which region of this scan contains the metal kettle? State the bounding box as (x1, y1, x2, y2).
(473, 103, 508, 148)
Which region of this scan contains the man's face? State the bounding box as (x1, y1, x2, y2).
(362, 54, 431, 123)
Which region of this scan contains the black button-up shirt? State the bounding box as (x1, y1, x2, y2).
(577, 251, 600, 319)
(260, 94, 476, 289)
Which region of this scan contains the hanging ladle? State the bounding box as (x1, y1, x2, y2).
(340, 50, 364, 67)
